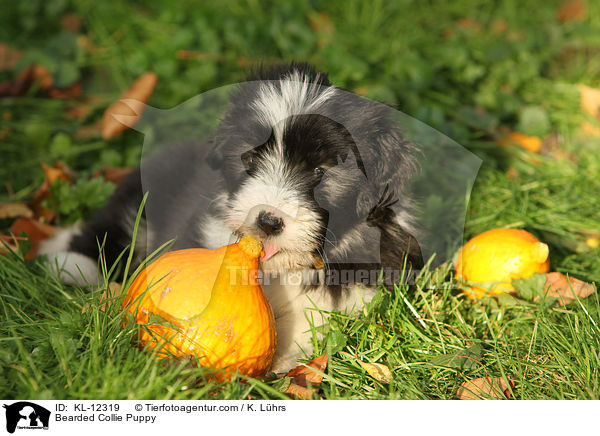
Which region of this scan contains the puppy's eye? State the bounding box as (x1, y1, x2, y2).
(241, 151, 257, 173)
(313, 167, 325, 178)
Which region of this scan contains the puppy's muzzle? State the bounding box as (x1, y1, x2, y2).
(256, 211, 284, 235)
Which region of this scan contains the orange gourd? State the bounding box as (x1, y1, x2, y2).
(122, 234, 277, 380)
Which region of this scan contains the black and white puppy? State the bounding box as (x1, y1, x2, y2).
(40, 62, 423, 372)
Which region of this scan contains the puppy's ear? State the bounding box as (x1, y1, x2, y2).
(355, 127, 416, 219)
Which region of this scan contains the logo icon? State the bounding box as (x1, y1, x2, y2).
(2, 402, 50, 434)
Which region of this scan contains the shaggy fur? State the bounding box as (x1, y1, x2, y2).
(40, 62, 423, 372)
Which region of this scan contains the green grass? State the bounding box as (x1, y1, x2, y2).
(1, 0, 600, 399)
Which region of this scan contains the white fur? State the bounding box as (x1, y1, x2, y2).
(42, 251, 100, 286)
(39, 226, 100, 286)
(200, 214, 236, 249)
(224, 149, 323, 268)
(252, 71, 336, 147)
(38, 226, 79, 254)
(263, 270, 378, 372)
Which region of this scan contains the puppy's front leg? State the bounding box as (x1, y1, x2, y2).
(263, 273, 377, 374)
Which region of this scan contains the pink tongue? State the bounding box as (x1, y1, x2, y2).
(260, 243, 280, 261)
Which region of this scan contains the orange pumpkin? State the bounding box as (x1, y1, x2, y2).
(122, 234, 277, 380)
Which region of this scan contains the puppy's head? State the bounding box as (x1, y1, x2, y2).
(208, 63, 418, 273)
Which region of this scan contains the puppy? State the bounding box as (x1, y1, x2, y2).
(40, 62, 423, 372)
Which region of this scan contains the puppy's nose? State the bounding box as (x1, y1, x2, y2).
(256, 211, 284, 235)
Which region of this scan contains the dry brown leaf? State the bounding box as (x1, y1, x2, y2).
(73, 122, 102, 141)
(82, 282, 122, 313)
(490, 19, 508, 34)
(66, 104, 93, 121)
(175, 50, 226, 61)
(48, 82, 81, 99)
(456, 18, 482, 32)
(544, 272, 596, 306)
(101, 72, 158, 139)
(455, 376, 514, 400)
(0, 67, 35, 96)
(557, 0, 587, 22)
(0, 64, 55, 97)
(61, 13, 82, 33)
(537, 132, 578, 163)
(308, 12, 335, 47)
(76, 35, 104, 55)
(496, 131, 542, 153)
(0, 235, 19, 255)
(93, 166, 134, 185)
(284, 382, 313, 400)
(579, 121, 600, 138)
(579, 84, 600, 118)
(285, 354, 328, 387)
(0, 43, 23, 71)
(9, 217, 56, 259)
(0, 202, 33, 219)
(31, 65, 53, 90)
(356, 360, 393, 383)
(32, 161, 76, 199)
(29, 161, 77, 222)
(506, 166, 520, 181)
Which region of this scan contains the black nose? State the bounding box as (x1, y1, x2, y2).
(256, 211, 284, 235)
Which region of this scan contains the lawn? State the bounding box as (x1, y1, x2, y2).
(1, 0, 600, 399)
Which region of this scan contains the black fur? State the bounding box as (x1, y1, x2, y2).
(64, 62, 422, 286)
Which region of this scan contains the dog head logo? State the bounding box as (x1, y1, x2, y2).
(3, 402, 50, 433)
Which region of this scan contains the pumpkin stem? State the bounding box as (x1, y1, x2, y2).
(238, 234, 263, 259)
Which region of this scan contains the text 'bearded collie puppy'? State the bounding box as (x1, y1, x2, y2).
(40, 62, 424, 372)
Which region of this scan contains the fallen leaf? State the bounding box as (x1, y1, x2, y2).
(497, 131, 542, 153)
(557, 0, 587, 22)
(93, 166, 134, 185)
(0, 67, 35, 96)
(506, 166, 520, 181)
(284, 382, 313, 400)
(456, 376, 514, 400)
(285, 354, 328, 387)
(82, 282, 122, 313)
(544, 272, 596, 306)
(0, 234, 21, 255)
(73, 122, 102, 141)
(76, 35, 104, 54)
(308, 12, 335, 47)
(29, 161, 77, 222)
(579, 84, 600, 118)
(0, 126, 10, 141)
(101, 72, 158, 139)
(175, 50, 226, 61)
(353, 86, 369, 96)
(579, 121, 600, 138)
(0, 64, 54, 97)
(357, 360, 393, 383)
(456, 18, 482, 32)
(31, 65, 53, 90)
(9, 217, 56, 259)
(48, 82, 81, 99)
(430, 344, 483, 370)
(61, 13, 83, 33)
(0, 43, 23, 71)
(66, 104, 93, 121)
(490, 19, 508, 34)
(0, 202, 33, 219)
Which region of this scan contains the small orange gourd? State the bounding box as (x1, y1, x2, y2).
(122, 234, 277, 380)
